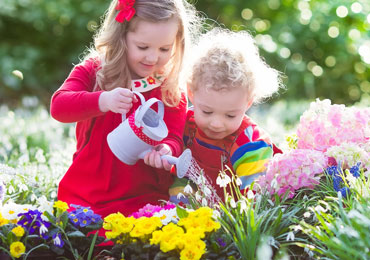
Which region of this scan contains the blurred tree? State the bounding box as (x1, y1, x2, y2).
(194, 0, 370, 105)
(0, 0, 109, 106)
(0, 0, 369, 106)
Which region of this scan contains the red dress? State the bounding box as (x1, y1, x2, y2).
(50, 59, 186, 218)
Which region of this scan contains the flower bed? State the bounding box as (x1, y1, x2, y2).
(1, 99, 370, 259)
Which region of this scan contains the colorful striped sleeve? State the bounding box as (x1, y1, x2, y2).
(230, 124, 274, 190)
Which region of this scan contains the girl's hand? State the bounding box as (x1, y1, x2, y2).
(99, 88, 138, 114)
(143, 144, 172, 171)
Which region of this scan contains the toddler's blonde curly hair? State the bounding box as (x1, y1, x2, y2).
(187, 28, 283, 104)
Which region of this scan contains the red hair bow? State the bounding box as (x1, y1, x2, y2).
(115, 0, 136, 23)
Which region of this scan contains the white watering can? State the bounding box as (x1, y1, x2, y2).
(107, 91, 192, 178)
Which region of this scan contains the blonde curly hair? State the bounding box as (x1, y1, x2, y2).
(85, 0, 200, 106)
(187, 28, 283, 104)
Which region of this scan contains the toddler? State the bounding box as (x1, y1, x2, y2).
(170, 28, 283, 201)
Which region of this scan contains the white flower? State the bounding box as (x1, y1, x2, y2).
(293, 225, 303, 232)
(50, 191, 57, 199)
(212, 209, 221, 220)
(19, 183, 28, 192)
(1, 202, 35, 221)
(8, 185, 15, 194)
(35, 149, 46, 163)
(303, 211, 311, 218)
(53, 235, 62, 246)
(154, 208, 178, 225)
(195, 191, 202, 201)
(229, 198, 236, 208)
(176, 192, 185, 200)
(235, 177, 242, 186)
(203, 186, 212, 196)
(216, 173, 231, 188)
(270, 178, 278, 189)
(239, 199, 247, 214)
(37, 196, 54, 218)
(286, 231, 295, 241)
(314, 205, 326, 213)
(304, 246, 314, 257)
(0, 164, 16, 175)
(184, 184, 193, 194)
(256, 241, 273, 260)
(201, 198, 208, 206)
(30, 194, 37, 202)
(247, 190, 255, 199)
(39, 224, 49, 235)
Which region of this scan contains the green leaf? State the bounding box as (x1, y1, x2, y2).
(43, 210, 56, 223)
(176, 205, 189, 218)
(87, 231, 98, 260)
(60, 211, 69, 229)
(66, 230, 86, 238)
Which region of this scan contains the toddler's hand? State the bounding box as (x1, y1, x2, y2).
(99, 88, 138, 114)
(143, 144, 172, 171)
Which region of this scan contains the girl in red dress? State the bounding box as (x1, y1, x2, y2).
(50, 0, 199, 218)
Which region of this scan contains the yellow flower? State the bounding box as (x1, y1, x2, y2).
(156, 223, 185, 252)
(10, 241, 26, 258)
(150, 230, 163, 244)
(103, 213, 135, 240)
(177, 232, 205, 251)
(158, 233, 178, 253)
(203, 218, 221, 232)
(180, 246, 203, 260)
(130, 226, 144, 238)
(0, 213, 9, 226)
(53, 200, 69, 211)
(189, 207, 213, 219)
(12, 226, 25, 237)
(132, 217, 162, 236)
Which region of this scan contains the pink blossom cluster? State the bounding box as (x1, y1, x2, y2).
(296, 99, 370, 152)
(129, 202, 176, 218)
(257, 149, 328, 198)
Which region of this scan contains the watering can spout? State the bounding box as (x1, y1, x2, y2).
(161, 149, 192, 178)
(160, 154, 178, 165)
(137, 149, 192, 178)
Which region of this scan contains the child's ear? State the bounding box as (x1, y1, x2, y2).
(246, 98, 254, 111)
(187, 84, 194, 103)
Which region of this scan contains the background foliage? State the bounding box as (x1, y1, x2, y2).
(1, 0, 369, 107)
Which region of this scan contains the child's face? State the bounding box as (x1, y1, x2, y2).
(189, 86, 252, 140)
(126, 19, 178, 79)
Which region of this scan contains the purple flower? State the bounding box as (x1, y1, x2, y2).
(332, 175, 350, 198)
(52, 233, 65, 248)
(216, 238, 226, 247)
(350, 163, 361, 178)
(325, 165, 340, 176)
(68, 205, 101, 228)
(17, 209, 51, 239)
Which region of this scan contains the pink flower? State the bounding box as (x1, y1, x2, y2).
(129, 202, 176, 218)
(130, 204, 162, 218)
(256, 149, 327, 198)
(296, 99, 370, 152)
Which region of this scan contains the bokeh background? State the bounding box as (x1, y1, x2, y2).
(1, 0, 369, 109)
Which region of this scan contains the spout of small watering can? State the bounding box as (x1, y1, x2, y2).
(160, 154, 178, 165)
(138, 150, 177, 164)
